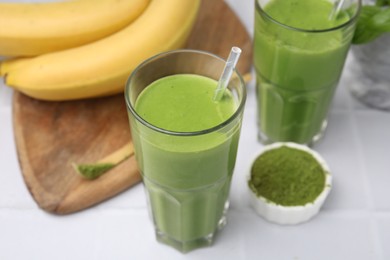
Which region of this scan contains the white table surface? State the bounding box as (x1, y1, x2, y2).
(1, 1, 390, 259)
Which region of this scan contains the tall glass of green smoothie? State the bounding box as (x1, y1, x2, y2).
(254, 0, 360, 144)
(125, 50, 246, 252)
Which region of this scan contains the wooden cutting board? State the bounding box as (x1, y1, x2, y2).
(12, 0, 253, 215)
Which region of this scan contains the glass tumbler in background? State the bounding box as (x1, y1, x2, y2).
(125, 50, 246, 252)
(254, 0, 360, 145)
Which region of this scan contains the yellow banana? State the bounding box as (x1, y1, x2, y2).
(1, 0, 200, 101)
(0, 0, 150, 57)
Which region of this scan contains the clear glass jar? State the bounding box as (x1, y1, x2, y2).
(349, 33, 390, 110)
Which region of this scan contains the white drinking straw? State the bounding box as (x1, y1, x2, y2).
(329, 0, 345, 20)
(213, 46, 242, 101)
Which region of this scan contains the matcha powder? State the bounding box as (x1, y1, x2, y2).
(248, 146, 326, 206)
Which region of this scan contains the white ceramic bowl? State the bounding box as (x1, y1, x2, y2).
(248, 142, 332, 225)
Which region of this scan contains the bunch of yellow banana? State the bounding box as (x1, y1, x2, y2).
(0, 0, 201, 101)
(0, 0, 150, 56)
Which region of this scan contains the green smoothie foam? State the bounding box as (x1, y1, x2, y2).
(254, 0, 353, 144)
(133, 74, 241, 251)
(135, 74, 236, 132)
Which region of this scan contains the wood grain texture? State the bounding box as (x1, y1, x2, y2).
(12, 0, 253, 215)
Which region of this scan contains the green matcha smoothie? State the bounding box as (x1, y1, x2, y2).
(254, 0, 357, 144)
(131, 74, 242, 251)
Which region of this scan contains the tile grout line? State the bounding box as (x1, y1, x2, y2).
(348, 96, 384, 260)
(1, 205, 389, 215)
(0, 206, 38, 211)
(0, 206, 149, 213)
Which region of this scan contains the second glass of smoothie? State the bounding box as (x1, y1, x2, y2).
(125, 50, 246, 252)
(254, 0, 360, 145)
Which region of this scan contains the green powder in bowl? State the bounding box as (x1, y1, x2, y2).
(248, 142, 332, 224)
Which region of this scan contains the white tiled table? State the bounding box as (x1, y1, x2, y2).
(1, 1, 389, 259)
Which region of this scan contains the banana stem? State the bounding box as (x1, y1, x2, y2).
(99, 142, 134, 165)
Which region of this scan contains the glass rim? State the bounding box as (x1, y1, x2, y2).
(255, 0, 361, 33)
(124, 49, 247, 137)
